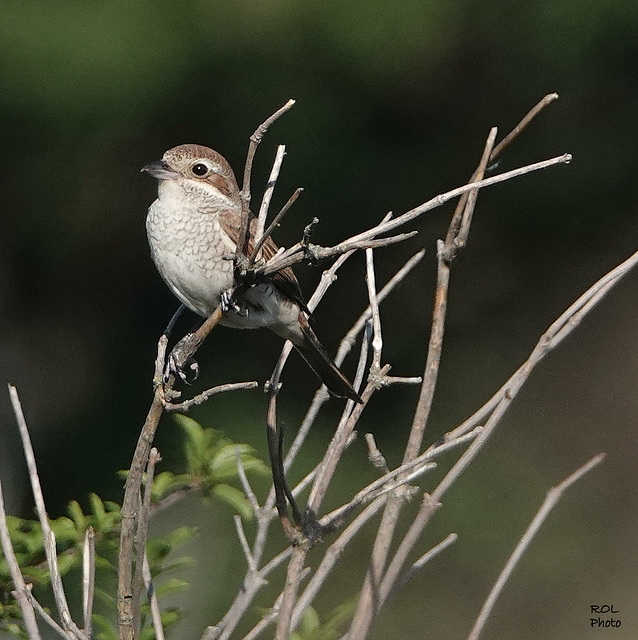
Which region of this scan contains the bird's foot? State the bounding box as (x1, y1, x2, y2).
(164, 334, 201, 384)
(221, 288, 248, 317)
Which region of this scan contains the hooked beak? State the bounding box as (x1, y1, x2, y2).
(141, 160, 178, 180)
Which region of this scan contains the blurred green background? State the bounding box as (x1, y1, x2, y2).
(1, 0, 637, 638)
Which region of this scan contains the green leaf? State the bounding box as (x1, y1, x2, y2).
(211, 484, 254, 520)
(208, 443, 268, 481)
(159, 556, 197, 574)
(318, 599, 358, 639)
(94, 587, 116, 607)
(298, 606, 321, 639)
(174, 414, 209, 473)
(89, 493, 107, 529)
(57, 552, 77, 575)
(154, 577, 190, 596)
(67, 500, 86, 530)
(92, 613, 118, 640)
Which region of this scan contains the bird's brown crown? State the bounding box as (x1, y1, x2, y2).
(162, 144, 240, 201)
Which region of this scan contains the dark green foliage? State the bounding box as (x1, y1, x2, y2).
(289, 600, 358, 640)
(0, 416, 268, 638)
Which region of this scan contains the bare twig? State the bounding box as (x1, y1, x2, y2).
(365, 433, 389, 474)
(132, 448, 161, 638)
(444, 127, 498, 260)
(307, 364, 390, 515)
(238, 100, 296, 258)
(405, 239, 449, 462)
(9, 385, 83, 639)
(467, 454, 605, 640)
(82, 527, 96, 637)
(321, 461, 435, 531)
(235, 447, 260, 516)
(24, 586, 61, 639)
(365, 249, 383, 371)
(262, 231, 418, 276)
(274, 544, 309, 640)
(143, 553, 166, 640)
(251, 188, 304, 266)
(254, 144, 287, 252)
(234, 515, 257, 572)
(163, 381, 258, 412)
(387, 532, 458, 600)
(118, 385, 164, 640)
(263, 154, 571, 278)
(490, 93, 559, 160)
(0, 471, 41, 639)
(290, 497, 390, 632)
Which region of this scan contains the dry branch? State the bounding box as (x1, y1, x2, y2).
(466, 454, 605, 640)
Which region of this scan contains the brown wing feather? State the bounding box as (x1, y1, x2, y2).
(218, 210, 308, 310)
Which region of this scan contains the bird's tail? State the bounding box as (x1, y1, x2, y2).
(292, 315, 362, 403)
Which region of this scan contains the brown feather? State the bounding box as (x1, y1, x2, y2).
(218, 209, 307, 310)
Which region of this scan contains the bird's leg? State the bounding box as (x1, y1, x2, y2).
(161, 307, 203, 383)
(163, 304, 187, 338)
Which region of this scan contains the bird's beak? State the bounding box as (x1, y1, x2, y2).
(141, 160, 178, 180)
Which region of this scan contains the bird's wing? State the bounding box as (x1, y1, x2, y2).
(218, 210, 309, 312)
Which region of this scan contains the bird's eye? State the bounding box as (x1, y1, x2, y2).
(191, 163, 209, 177)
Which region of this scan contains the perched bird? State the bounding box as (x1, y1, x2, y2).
(143, 143, 361, 402)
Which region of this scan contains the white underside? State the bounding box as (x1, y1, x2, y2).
(146, 180, 302, 342)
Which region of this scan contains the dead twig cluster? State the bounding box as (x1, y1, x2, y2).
(0, 94, 626, 640)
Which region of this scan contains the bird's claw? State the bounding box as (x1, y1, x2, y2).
(221, 289, 248, 317)
(165, 335, 200, 384)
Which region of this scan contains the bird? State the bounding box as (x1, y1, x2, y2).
(143, 143, 362, 402)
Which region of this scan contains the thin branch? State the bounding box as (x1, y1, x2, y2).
(365, 433, 389, 474)
(262, 231, 418, 276)
(466, 454, 605, 640)
(290, 497, 390, 633)
(320, 461, 435, 531)
(235, 447, 260, 516)
(163, 381, 258, 412)
(214, 547, 291, 640)
(347, 242, 450, 639)
(443, 127, 497, 261)
(8, 385, 83, 639)
(251, 188, 304, 266)
(306, 364, 390, 515)
(82, 527, 96, 637)
(365, 249, 383, 371)
(234, 515, 257, 573)
(445, 244, 638, 446)
(454, 127, 498, 254)
(24, 586, 62, 639)
(387, 532, 458, 600)
(0, 471, 42, 639)
(143, 553, 166, 640)
(242, 568, 311, 640)
(404, 239, 449, 462)
(490, 93, 559, 160)
(254, 144, 286, 253)
(444, 94, 559, 264)
(132, 447, 161, 638)
(238, 100, 296, 257)
(263, 154, 571, 277)
(274, 544, 309, 640)
(339, 250, 426, 361)
(118, 385, 164, 640)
